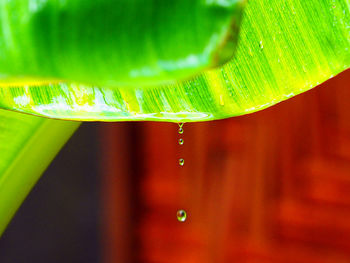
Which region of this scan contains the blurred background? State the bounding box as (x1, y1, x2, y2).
(0, 69, 349, 263)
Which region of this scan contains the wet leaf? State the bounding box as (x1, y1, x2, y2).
(0, 0, 349, 122)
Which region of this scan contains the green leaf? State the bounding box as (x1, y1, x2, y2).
(0, 110, 79, 235)
(0, 0, 245, 86)
(0, 0, 349, 122)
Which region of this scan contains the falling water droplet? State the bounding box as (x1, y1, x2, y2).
(259, 40, 264, 50)
(178, 123, 184, 134)
(179, 158, 184, 166)
(177, 210, 187, 222)
(176, 123, 187, 223)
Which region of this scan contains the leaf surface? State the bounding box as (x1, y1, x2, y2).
(0, 0, 245, 86)
(0, 110, 79, 235)
(0, 0, 349, 122)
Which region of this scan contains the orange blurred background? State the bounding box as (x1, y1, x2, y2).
(101, 69, 350, 263)
(1, 69, 349, 263)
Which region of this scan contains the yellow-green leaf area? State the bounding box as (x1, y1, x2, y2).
(0, 0, 349, 122)
(0, 109, 79, 234)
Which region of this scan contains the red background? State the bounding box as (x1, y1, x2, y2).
(101, 69, 350, 263)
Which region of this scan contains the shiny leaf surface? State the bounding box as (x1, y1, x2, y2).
(0, 0, 245, 86)
(0, 0, 349, 122)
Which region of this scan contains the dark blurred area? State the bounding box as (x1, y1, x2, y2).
(0, 124, 101, 263)
(1, 69, 350, 263)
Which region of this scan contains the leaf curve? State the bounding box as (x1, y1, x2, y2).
(0, 0, 245, 86)
(0, 0, 349, 122)
(0, 110, 79, 235)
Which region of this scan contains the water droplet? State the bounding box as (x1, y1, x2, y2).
(259, 40, 264, 49)
(178, 138, 184, 145)
(179, 158, 185, 166)
(178, 123, 184, 134)
(177, 210, 187, 222)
